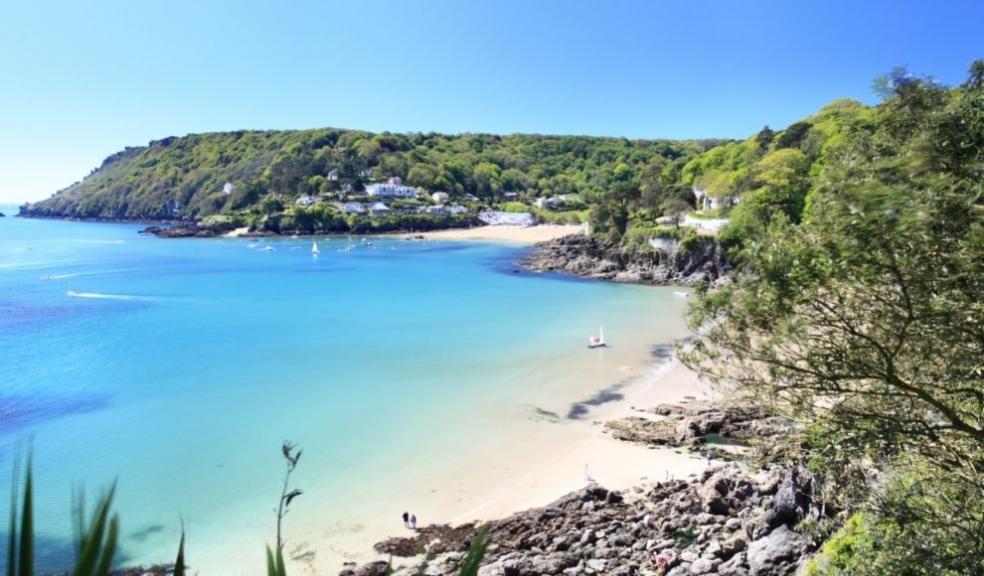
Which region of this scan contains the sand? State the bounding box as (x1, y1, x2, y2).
(419, 224, 584, 244)
(224, 226, 252, 237)
(299, 358, 714, 575)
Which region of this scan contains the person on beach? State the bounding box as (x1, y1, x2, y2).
(583, 464, 595, 483)
(402, 511, 409, 528)
(410, 514, 417, 530)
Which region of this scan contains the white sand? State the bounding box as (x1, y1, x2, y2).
(419, 224, 584, 244)
(298, 359, 714, 575)
(223, 226, 252, 238)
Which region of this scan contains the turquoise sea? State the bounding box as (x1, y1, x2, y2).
(0, 204, 690, 573)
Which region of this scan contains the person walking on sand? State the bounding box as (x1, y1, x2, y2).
(402, 511, 409, 528)
(410, 514, 417, 530)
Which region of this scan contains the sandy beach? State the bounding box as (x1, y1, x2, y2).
(298, 356, 713, 575)
(419, 224, 584, 244)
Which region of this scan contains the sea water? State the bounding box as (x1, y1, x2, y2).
(0, 207, 690, 573)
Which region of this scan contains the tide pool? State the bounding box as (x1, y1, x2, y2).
(0, 212, 690, 573)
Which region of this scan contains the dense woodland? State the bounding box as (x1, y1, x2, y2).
(19, 129, 721, 234)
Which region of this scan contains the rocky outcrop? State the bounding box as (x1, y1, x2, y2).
(343, 463, 827, 576)
(604, 401, 795, 449)
(139, 223, 234, 238)
(522, 234, 728, 286)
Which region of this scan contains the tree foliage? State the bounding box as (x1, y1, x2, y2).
(685, 61, 984, 575)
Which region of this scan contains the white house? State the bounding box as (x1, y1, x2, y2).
(222, 182, 235, 196)
(326, 169, 339, 181)
(431, 191, 450, 204)
(366, 177, 418, 198)
(423, 205, 446, 216)
(369, 202, 391, 217)
(693, 186, 738, 211)
(535, 197, 560, 209)
(448, 204, 468, 215)
(295, 195, 318, 207)
(341, 201, 364, 214)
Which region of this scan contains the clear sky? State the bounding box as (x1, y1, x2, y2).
(1, 0, 981, 203)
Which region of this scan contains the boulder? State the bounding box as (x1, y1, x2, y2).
(746, 525, 811, 576)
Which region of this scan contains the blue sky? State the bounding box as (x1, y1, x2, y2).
(0, 0, 981, 203)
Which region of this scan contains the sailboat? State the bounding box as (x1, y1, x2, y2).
(587, 326, 607, 348)
(311, 241, 320, 255)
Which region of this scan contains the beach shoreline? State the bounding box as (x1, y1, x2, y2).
(416, 224, 584, 244)
(301, 350, 713, 575)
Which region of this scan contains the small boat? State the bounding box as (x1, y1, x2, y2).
(311, 241, 320, 255)
(261, 245, 276, 252)
(587, 326, 607, 348)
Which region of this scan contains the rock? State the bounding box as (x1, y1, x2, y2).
(354, 561, 391, 576)
(746, 525, 811, 576)
(585, 558, 607, 572)
(755, 469, 812, 536)
(522, 234, 729, 286)
(700, 469, 734, 515)
(717, 552, 749, 576)
(689, 557, 715, 574)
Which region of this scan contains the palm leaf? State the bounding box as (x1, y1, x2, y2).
(275, 544, 286, 576)
(17, 458, 32, 576)
(174, 531, 186, 576)
(71, 485, 117, 576)
(6, 454, 20, 576)
(265, 546, 277, 576)
(457, 528, 489, 576)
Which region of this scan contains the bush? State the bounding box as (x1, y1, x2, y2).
(501, 201, 529, 213)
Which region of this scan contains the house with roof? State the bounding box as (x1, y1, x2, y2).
(369, 202, 391, 217)
(340, 201, 364, 214)
(295, 195, 318, 207)
(366, 176, 418, 199)
(431, 191, 450, 204)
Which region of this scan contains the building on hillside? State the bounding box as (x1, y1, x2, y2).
(222, 182, 235, 196)
(693, 186, 739, 211)
(431, 191, 450, 204)
(366, 177, 418, 198)
(423, 205, 446, 216)
(369, 202, 391, 217)
(295, 195, 318, 207)
(326, 169, 339, 181)
(341, 201, 364, 214)
(448, 204, 468, 216)
(503, 192, 519, 200)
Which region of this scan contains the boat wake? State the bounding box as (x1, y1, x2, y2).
(66, 290, 159, 302)
(42, 268, 141, 280)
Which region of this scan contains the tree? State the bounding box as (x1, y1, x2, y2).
(685, 180, 983, 574)
(660, 197, 692, 225)
(473, 162, 503, 202)
(755, 125, 775, 151)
